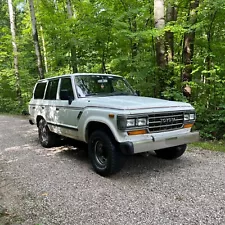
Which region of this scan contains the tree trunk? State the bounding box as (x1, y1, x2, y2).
(206, 11, 217, 79)
(29, 0, 44, 79)
(165, 2, 177, 63)
(154, 0, 166, 68)
(154, 0, 167, 97)
(66, 0, 78, 73)
(182, 0, 200, 97)
(7, 0, 22, 105)
(40, 26, 48, 73)
(127, 15, 138, 60)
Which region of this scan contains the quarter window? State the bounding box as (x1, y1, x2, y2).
(45, 79, 59, 100)
(34, 82, 47, 99)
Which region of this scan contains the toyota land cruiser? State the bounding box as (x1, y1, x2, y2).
(29, 73, 199, 176)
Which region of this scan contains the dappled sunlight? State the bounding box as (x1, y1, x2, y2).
(6, 159, 18, 163)
(44, 145, 78, 156)
(4, 144, 32, 152)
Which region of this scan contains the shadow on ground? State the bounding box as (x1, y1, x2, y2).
(52, 138, 193, 178)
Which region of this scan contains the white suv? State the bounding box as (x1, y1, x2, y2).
(29, 73, 199, 176)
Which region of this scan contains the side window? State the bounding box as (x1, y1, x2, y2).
(45, 79, 59, 100)
(60, 78, 74, 100)
(34, 82, 47, 99)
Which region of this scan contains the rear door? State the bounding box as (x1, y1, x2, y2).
(44, 78, 59, 130)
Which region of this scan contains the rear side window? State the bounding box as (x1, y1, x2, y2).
(34, 82, 47, 99)
(60, 77, 74, 100)
(45, 79, 59, 100)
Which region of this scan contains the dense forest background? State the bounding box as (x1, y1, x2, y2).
(1, 0, 225, 139)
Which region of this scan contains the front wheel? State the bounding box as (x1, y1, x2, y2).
(38, 119, 58, 148)
(155, 144, 187, 160)
(88, 130, 126, 176)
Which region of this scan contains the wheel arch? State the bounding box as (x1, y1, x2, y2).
(85, 121, 116, 143)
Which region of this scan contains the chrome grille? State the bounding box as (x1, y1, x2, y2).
(148, 112, 184, 132)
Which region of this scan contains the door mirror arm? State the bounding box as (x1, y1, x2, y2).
(68, 96, 73, 105)
(135, 90, 140, 96)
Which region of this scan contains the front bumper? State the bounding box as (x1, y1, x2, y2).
(119, 131, 199, 155)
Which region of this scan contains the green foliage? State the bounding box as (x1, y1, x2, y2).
(190, 141, 225, 153)
(162, 87, 188, 102)
(1, 0, 225, 139)
(194, 105, 225, 140)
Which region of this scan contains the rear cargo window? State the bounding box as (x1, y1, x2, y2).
(34, 82, 47, 99)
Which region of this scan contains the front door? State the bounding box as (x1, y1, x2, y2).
(55, 77, 81, 138)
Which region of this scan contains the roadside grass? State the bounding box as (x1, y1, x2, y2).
(190, 141, 225, 153)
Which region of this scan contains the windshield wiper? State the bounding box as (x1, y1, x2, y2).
(109, 92, 134, 96)
(85, 93, 98, 96)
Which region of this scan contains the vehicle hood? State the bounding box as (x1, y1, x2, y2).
(80, 96, 193, 111)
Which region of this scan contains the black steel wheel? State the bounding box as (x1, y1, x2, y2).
(88, 130, 126, 176)
(38, 119, 57, 148)
(155, 144, 187, 160)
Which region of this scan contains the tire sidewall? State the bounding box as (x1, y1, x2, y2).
(38, 119, 51, 147)
(88, 131, 115, 176)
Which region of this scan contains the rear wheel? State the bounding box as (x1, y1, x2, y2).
(88, 130, 126, 176)
(38, 119, 58, 148)
(155, 144, 187, 160)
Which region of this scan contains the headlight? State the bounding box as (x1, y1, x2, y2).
(184, 112, 196, 121)
(184, 114, 189, 121)
(117, 115, 148, 130)
(190, 113, 195, 120)
(136, 118, 147, 126)
(127, 119, 136, 127)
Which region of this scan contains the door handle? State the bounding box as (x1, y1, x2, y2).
(32, 106, 35, 109)
(56, 108, 59, 111)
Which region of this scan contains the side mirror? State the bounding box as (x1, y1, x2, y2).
(60, 89, 73, 105)
(136, 90, 140, 96)
(68, 96, 73, 105)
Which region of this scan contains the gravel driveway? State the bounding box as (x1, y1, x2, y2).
(0, 115, 225, 225)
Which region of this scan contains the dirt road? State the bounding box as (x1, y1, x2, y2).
(0, 115, 225, 225)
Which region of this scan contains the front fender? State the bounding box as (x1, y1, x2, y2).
(79, 114, 122, 143)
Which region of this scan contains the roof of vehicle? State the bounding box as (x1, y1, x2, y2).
(37, 73, 122, 82)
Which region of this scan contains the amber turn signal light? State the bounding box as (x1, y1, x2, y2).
(108, 114, 115, 118)
(184, 124, 193, 128)
(127, 129, 147, 135)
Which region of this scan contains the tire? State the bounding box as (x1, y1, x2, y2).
(38, 119, 58, 148)
(88, 130, 126, 176)
(155, 144, 187, 160)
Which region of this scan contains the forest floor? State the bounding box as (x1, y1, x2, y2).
(0, 115, 225, 225)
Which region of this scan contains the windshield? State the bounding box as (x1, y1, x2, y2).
(74, 75, 135, 98)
